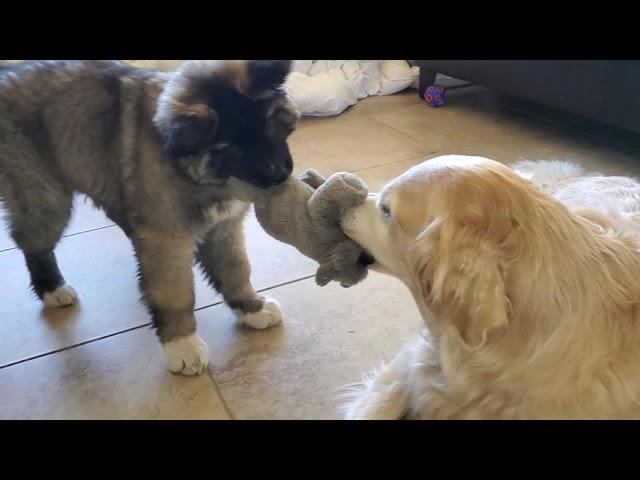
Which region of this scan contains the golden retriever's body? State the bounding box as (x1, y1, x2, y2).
(341, 155, 640, 419)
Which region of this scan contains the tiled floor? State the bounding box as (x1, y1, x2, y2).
(2, 86, 640, 419)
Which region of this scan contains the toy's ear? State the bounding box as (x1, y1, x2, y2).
(298, 169, 326, 189)
(323, 173, 369, 206)
(315, 241, 370, 288)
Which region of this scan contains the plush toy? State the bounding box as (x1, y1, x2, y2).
(228, 169, 374, 288)
(423, 85, 446, 107)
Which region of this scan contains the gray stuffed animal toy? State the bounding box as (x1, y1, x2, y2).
(228, 169, 374, 288)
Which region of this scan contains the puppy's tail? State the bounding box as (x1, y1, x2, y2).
(512, 159, 586, 190)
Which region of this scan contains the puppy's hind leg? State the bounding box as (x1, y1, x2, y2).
(1, 151, 76, 307)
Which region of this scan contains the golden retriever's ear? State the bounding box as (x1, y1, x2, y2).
(416, 219, 510, 350)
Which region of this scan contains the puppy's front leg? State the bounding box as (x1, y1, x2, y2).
(196, 220, 282, 330)
(134, 229, 209, 375)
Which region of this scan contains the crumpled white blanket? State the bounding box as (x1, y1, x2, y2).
(125, 60, 419, 117)
(286, 60, 419, 116)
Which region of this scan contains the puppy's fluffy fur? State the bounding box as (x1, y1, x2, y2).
(341, 155, 640, 419)
(0, 60, 298, 376)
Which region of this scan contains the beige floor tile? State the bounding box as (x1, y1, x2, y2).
(0, 226, 149, 367)
(0, 327, 230, 419)
(364, 88, 640, 175)
(199, 272, 423, 420)
(289, 114, 435, 177)
(356, 157, 431, 192)
(369, 97, 551, 154)
(0, 195, 113, 252)
(0, 209, 316, 366)
(446, 121, 640, 176)
(347, 90, 424, 116)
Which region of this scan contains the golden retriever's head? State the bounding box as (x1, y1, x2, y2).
(343, 155, 545, 349)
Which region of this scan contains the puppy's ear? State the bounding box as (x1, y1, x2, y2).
(154, 64, 221, 158)
(162, 110, 218, 158)
(247, 60, 292, 92)
(156, 102, 219, 158)
(414, 219, 510, 350)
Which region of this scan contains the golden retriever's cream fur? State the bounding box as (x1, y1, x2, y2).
(340, 155, 640, 419)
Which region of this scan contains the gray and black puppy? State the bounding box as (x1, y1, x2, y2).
(0, 60, 299, 375)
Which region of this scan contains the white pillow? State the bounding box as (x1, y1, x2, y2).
(378, 60, 417, 96)
(285, 71, 358, 117)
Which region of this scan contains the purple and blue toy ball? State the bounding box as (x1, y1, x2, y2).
(424, 85, 446, 107)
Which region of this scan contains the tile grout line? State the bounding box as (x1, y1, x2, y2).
(193, 274, 315, 313)
(365, 114, 444, 155)
(206, 367, 235, 420)
(348, 155, 434, 176)
(0, 323, 152, 370)
(0, 224, 117, 254)
(0, 274, 317, 370)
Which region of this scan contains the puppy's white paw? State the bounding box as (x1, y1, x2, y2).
(234, 297, 283, 330)
(162, 332, 210, 376)
(43, 284, 78, 308)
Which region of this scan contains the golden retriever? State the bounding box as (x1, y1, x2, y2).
(340, 155, 640, 419)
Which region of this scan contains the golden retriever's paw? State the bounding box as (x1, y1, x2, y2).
(338, 371, 407, 420)
(162, 332, 210, 375)
(338, 383, 373, 420)
(234, 297, 283, 330)
(341, 397, 375, 420)
(43, 284, 78, 308)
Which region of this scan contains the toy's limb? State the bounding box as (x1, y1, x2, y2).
(308, 173, 369, 224)
(298, 169, 326, 189)
(315, 240, 370, 288)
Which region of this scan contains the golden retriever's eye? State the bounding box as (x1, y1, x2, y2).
(381, 203, 391, 218)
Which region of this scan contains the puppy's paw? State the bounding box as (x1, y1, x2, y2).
(43, 284, 78, 308)
(234, 297, 283, 330)
(162, 332, 210, 376)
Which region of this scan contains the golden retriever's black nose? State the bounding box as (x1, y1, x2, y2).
(358, 251, 376, 266)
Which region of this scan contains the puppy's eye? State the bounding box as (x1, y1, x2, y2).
(380, 203, 391, 218)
